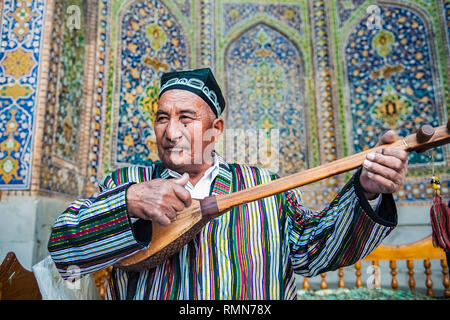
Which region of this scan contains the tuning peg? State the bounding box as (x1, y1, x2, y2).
(416, 124, 435, 143)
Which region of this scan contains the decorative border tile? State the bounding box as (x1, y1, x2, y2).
(310, 1, 338, 166)
(0, 0, 46, 189)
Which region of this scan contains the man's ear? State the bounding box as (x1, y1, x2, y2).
(212, 117, 224, 137)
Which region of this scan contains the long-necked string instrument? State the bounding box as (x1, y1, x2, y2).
(117, 121, 450, 271)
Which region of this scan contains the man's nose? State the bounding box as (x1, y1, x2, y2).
(165, 119, 183, 142)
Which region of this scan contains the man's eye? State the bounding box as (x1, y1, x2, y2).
(180, 116, 193, 122)
(156, 116, 168, 122)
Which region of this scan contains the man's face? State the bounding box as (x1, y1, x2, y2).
(155, 89, 222, 172)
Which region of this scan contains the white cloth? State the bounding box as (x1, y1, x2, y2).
(32, 255, 101, 300)
(368, 194, 382, 212)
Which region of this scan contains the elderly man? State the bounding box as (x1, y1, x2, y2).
(48, 68, 408, 300)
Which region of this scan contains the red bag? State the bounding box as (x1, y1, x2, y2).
(430, 195, 450, 251)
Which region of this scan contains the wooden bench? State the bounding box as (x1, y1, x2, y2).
(301, 235, 450, 298)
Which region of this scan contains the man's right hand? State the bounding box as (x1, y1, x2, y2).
(126, 173, 192, 226)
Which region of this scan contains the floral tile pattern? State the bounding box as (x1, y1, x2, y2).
(344, 5, 444, 165)
(0, 0, 45, 189)
(225, 24, 307, 174)
(114, 0, 190, 167)
(222, 2, 303, 37)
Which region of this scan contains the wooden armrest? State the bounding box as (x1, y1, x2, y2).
(0, 252, 42, 300)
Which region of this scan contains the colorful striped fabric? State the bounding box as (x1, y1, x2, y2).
(48, 156, 397, 300)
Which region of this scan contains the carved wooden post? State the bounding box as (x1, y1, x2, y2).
(303, 277, 310, 290)
(320, 273, 328, 290)
(441, 259, 450, 298)
(338, 267, 345, 288)
(355, 261, 363, 288)
(424, 259, 434, 297)
(390, 260, 398, 290)
(406, 260, 415, 292)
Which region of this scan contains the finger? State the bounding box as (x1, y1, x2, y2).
(149, 206, 174, 225)
(170, 198, 186, 212)
(376, 147, 408, 163)
(156, 214, 171, 226)
(165, 207, 178, 221)
(129, 206, 147, 220)
(172, 183, 192, 207)
(173, 173, 189, 186)
(365, 171, 398, 194)
(137, 198, 175, 222)
(378, 130, 396, 146)
(363, 159, 404, 186)
(367, 151, 405, 172)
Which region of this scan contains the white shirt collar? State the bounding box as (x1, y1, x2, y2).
(165, 155, 220, 199)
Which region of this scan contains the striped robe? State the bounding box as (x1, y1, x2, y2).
(48, 158, 397, 299)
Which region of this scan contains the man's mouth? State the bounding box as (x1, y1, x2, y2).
(164, 146, 189, 152)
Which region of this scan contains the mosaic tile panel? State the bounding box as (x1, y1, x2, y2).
(114, 0, 190, 167)
(344, 4, 445, 165)
(0, 0, 45, 189)
(25, 0, 446, 208)
(38, 0, 94, 197)
(54, 0, 86, 163)
(39, 0, 65, 193)
(222, 2, 303, 37)
(225, 24, 307, 175)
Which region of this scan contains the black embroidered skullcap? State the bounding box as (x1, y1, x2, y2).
(159, 68, 226, 118)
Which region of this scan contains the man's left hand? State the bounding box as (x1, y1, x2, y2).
(360, 130, 409, 200)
